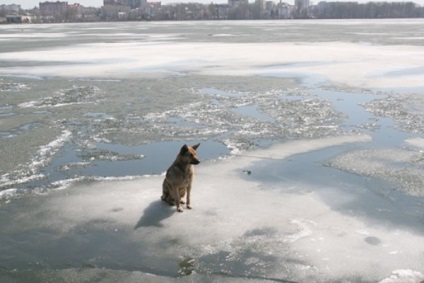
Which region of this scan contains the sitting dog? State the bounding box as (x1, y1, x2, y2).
(161, 143, 200, 212)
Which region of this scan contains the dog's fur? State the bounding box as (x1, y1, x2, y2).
(161, 143, 200, 212)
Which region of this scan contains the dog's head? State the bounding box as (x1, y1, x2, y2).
(179, 143, 200, 165)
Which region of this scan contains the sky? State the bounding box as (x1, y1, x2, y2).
(2, 0, 423, 9)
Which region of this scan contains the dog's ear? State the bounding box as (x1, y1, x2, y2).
(180, 144, 189, 155)
(192, 143, 200, 150)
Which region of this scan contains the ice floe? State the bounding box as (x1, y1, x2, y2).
(1, 135, 423, 282)
(328, 148, 424, 196)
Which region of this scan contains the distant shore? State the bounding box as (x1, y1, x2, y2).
(1, 0, 423, 24)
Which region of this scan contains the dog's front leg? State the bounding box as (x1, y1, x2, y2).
(174, 187, 183, 212)
(186, 184, 192, 209)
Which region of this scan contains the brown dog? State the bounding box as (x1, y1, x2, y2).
(161, 143, 200, 212)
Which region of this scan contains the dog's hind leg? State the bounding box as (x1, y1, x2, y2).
(161, 188, 168, 203)
(161, 181, 175, 206)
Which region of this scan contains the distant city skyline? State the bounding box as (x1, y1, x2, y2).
(2, 0, 424, 9)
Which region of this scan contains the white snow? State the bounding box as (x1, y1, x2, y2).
(406, 137, 424, 150)
(0, 188, 18, 200)
(1, 34, 423, 89)
(379, 270, 424, 283)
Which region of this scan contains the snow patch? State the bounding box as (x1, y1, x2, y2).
(406, 137, 424, 150)
(379, 270, 424, 283)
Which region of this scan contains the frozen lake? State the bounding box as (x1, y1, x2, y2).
(1, 20, 424, 282)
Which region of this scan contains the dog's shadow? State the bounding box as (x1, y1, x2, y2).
(134, 200, 175, 229)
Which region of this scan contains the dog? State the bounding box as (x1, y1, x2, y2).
(161, 143, 200, 212)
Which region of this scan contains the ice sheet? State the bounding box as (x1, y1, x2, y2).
(8, 42, 424, 88)
(406, 137, 424, 150)
(1, 135, 423, 282)
(1, 39, 423, 89)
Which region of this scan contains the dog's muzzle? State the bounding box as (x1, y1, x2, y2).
(191, 159, 200, 165)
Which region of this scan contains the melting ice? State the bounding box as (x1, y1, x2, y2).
(1, 20, 424, 283)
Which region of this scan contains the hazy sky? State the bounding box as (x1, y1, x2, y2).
(2, 0, 424, 9)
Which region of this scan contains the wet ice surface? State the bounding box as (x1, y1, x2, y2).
(1, 20, 424, 282)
